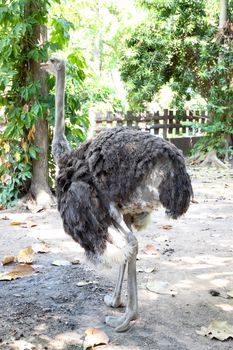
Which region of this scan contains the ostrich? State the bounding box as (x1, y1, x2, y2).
(41, 58, 193, 332)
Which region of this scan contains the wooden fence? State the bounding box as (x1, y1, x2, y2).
(93, 110, 208, 139)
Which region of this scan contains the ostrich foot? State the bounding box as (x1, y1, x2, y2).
(104, 294, 125, 308)
(105, 312, 138, 332)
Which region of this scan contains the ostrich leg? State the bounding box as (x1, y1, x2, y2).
(105, 231, 138, 332)
(104, 263, 126, 307)
(104, 217, 132, 308)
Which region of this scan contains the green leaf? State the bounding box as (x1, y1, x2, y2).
(50, 16, 75, 49)
(29, 146, 38, 159)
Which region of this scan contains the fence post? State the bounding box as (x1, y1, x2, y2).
(92, 110, 208, 140)
(126, 111, 133, 127)
(94, 111, 103, 132)
(163, 109, 168, 139)
(106, 111, 113, 128)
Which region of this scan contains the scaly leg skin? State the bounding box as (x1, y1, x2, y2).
(105, 235, 139, 332)
(104, 263, 126, 308)
(104, 206, 132, 309)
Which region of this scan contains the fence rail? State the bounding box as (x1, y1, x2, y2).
(94, 110, 208, 139)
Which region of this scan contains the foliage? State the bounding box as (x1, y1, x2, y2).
(78, 76, 127, 115)
(185, 119, 233, 157)
(0, 0, 139, 207)
(121, 0, 210, 107)
(121, 0, 233, 152)
(51, 0, 140, 74)
(0, 0, 88, 207)
(50, 0, 139, 112)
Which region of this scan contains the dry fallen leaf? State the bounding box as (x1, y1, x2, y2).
(137, 267, 144, 273)
(0, 215, 9, 220)
(137, 267, 156, 273)
(21, 221, 38, 228)
(71, 258, 80, 265)
(159, 225, 173, 230)
(17, 246, 34, 264)
(31, 206, 44, 214)
(10, 220, 25, 226)
(144, 267, 157, 273)
(32, 243, 49, 254)
(144, 244, 158, 255)
(191, 198, 199, 203)
(1, 255, 15, 266)
(52, 260, 71, 266)
(77, 281, 89, 287)
(83, 328, 109, 349)
(197, 320, 233, 341)
(0, 264, 35, 281)
(227, 290, 233, 298)
(146, 280, 177, 296)
(77, 280, 98, 287)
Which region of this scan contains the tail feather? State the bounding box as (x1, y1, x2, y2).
(158, 155, 193, 219)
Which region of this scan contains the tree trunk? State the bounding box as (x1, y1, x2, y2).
(219, 0, 227, 28)
(93, 0, 102, 76)
(29, 7, 54, 209)
(201, 150, 228, 168)
(219, 1, 232, 146)
(199, 0, 229, 167)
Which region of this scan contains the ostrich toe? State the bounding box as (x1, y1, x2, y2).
(105, 312, 138, 332)
(104, 294, 125, 308)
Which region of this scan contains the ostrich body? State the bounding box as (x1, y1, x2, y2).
(41, 58, 193, 332)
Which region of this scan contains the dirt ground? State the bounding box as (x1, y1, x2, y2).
(1, 165, 233, 350)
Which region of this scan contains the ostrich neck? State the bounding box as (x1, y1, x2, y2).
(55, 68, 65, 137)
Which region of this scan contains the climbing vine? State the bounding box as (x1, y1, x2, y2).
(0, 0, 88, 207)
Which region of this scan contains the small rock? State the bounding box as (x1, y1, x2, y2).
(209, 289, 220, 297)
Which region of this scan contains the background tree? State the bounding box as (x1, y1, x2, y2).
(219, 0, 228, 28)
(0, 0, 135, 208)
(120, 0, 233, 157)
(27, 1, 52, 208)
(0, 0, 87, 208)
(3, 0, 232, 208)
(50, 0, 141, 113)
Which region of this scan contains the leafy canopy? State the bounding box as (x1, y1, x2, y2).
(120, 0, 233, 153)
(0, 0, 88, 207)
